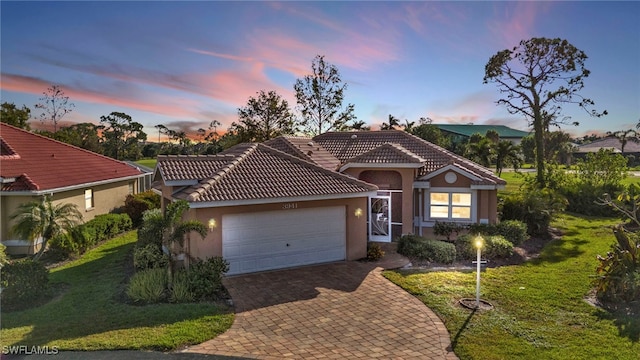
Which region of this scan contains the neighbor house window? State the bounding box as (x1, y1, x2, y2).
(84, 189, 94, 210)
(429, 191, 471, 220)
(128, 182, 135, 194)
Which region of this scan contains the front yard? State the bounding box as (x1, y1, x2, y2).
(385, 213, 640, 360)
(0, 231, 234, 351)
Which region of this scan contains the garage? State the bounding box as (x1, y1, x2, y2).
(222, 206, 346, 275)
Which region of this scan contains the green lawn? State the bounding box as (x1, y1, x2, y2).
(135, 159, 157, 170)
(0, 232, 234, 351)
(384, 213, 640, 359)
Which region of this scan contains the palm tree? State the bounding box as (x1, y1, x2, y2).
(380, 114, 400, 130)
(10, 196, 82, 260)
(494, 140, 522, 176)
(465, 137, 494, 168)
(140, 200, 208, 286)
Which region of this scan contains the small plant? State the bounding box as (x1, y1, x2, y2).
(188, 257, 230, 300)
(126, 267, 167, 304)
(366, 243, 385, 261)
(170, 269, 195, 303)
(594, 225, 640, 305)
(133, 243, 169, 270)
(496, 220, 528, 246)
(0, 259, 50, 311)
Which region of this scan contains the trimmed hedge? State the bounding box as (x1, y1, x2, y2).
(0, 259, 50, 311)
(456, 234, 514, 261)
(50, 213, 132, 257)
(468, 220, 528, 246)
(397, 234, 456, 264)
(122, 191, 161, 226)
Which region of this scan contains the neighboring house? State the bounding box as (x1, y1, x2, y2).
(0, 123, 149, 255)
(574, 137, 640, 155)
(434, 124, 530, 144)
(155, 130, 505, 275)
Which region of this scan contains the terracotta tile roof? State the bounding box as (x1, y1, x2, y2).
(263, 137, 341, 170)
(344, 143, 426, 165)
(156, 155, 236, 182)
(313, 130, 505, 186)
(157, 143, 377, 204)
(0, 123, 144, 192)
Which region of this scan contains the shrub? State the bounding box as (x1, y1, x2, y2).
(126, 267, 167, 304)
(396, 234, 456, 264)
(496, 220, 528, 246)
(170, 269, 194, 303)
(133, 243, 169, 271)
(123, 191, 161, 227)
(500, 187, 567, 237)
(188, 257, 230, 300)
(88, 213, 132, 241)
(0, 259, 50, 311)
(433, 221, 466, 241)
(456, 234, 514, 261)
(366, 243, 385, 261)
(137, 209, 163, 248)
(0, 243, 7, 266)
(594, 226, 640, 304)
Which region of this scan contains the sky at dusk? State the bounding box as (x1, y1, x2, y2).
(1, 1, 639, 141)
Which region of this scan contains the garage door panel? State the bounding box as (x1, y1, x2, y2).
(222, 206, 346, 275)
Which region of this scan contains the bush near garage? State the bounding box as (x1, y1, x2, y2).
(133, 243, 169, 271)
(396, 234, 456, 264)
(122, 191, 161, 227)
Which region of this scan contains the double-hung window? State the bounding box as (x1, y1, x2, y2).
(429, 191, 472, 220)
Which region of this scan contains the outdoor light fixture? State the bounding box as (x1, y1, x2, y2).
(208, 218, 217, 230)
(474, 236, 484, 308)
(354, 208, 363, 218)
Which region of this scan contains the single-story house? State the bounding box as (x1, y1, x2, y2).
(434, 124, 531, 145)
(155, 130, 505, 275)
(0, 123, 150, 255)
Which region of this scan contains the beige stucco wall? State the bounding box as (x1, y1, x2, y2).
(183, 197, 369, 263)
(343, 167, 416, 235)
(1, 178, 138, 249)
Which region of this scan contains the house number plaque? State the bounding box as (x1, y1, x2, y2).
(282, 203, 298, 210)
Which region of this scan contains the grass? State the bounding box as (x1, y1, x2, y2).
(134, 159, 157, 170)
(0, 231, 234, 351)
(384, 213, 640, 360)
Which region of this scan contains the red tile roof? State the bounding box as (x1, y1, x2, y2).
(156, 143, 377, 204)
(0, 123, 144, 192)
(313, 130, 505, 186)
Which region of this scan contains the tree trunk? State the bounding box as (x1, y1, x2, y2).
(533, 112, 546, 188)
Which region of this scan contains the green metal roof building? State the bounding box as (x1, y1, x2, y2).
(433, 124, 531, 144)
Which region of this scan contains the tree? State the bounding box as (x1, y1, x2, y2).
(520, 135, 536, 163)
(485, 129, 500, 144)
(410, 123, 451, 149)
(338, 120, 370, 131)
(494, 140, 522, 176)
(138, 200, 207, 287)
(544, 131, 573, 164)
(35, 85, 75, 133)
(235, 90, 296, 142)
(484, 37, 607, 187)
(1, 102, 31, 130)
(100, 112, 147, 160)
(294, 55, 356, 135)
(45, 123, 103, 153)
(380, 114, 401, 130)
(10, 197, 82, 260)
(607, 129, 638, 153)
(465, 137, 494, 167)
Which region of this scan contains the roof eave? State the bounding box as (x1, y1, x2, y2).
(187, 191, 379, 208)
(0, 173, 145, 196)
(339, 162, 423, 172)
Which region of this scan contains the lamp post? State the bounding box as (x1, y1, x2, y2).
(474, 236, 484, 309)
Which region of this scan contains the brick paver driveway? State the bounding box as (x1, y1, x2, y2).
(184, 261, 457, 359)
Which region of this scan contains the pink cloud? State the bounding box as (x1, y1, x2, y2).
(487, 2, 553, 49)
(1, 73, 202, 120)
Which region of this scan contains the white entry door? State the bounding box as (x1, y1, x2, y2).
(369, 196, 391, 242)
(222, 206, 346, 275)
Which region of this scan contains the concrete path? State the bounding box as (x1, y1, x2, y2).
(184, 261, 457, 359)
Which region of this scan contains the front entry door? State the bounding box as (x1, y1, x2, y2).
(369, 196, 391, 242)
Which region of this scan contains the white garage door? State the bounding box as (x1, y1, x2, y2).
(222, 206, 346, 275)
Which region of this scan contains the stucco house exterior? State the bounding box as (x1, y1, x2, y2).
(0, 123, 149, 254)
(155, 130, 505, 275)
